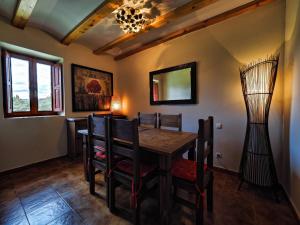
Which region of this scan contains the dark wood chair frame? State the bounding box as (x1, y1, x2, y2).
(172, 116, 214, 225)
(107, 118, 159, 225)
(87, 115, 110, 206)
(138, 112, 158, 128)
(158, 113, 196, 160)
(158, 113, 182, 131)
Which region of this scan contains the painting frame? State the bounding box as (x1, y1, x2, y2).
(71, 64, 113, 112)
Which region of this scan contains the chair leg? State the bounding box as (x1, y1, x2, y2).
(207, 176, 213, 212)
(106, 174, 110, 208)
(133, 198, 141, 225)
(238, 179, 243, 190)
(109, 179, 116, 213)
(195, 194, 204, 225)
(89, 162, 95, 195)
(173, 186, 177, 206)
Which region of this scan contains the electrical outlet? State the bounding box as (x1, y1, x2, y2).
(216, 123, 223, 129)
(216, 152, 223, 159)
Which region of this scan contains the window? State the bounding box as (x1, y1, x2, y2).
(2, 50, 63, 117)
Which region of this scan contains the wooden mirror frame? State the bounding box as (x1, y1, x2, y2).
(149, 62, 197, 105)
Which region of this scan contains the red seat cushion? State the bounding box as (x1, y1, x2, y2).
(95, 151, 106, 160)
(94, 146, 106, 160)
(172, 159, 207, 182)
(95, 151, 122, 160)
(116, 160, 157, 177)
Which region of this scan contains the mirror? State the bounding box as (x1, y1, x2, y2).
(150, 62, 196, 105)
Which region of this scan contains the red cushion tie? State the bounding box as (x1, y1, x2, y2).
(195, 184, 205, 208)
(104, 164, 143, 209)
(105, 169, 113, 179)
(172, 159, 207, 208)
(131, 178, 142, 209)
(195, 192, 205, 209)
(113, 159, 156, 208)
(105, 163, 119, 179)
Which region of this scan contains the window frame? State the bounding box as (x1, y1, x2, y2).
(2, 50, 63, 118)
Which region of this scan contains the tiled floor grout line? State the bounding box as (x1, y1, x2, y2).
(8, 173, 30, 225)
(45, 211, 70, 225)
(54, 187, 87, 225)
(14, 172, 65, 225)
(14, 192, 31, 225)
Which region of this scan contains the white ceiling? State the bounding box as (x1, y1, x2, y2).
(0, 0, 17, 21)
(0, 0, 256, 57)
(0, 0, 105, 40)
(29, 0, 105, 39)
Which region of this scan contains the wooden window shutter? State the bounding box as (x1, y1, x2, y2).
(52, 63, 63, 112)
(2, 50, 12, 113)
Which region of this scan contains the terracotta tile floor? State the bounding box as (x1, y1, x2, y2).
(0, 158, 298, 225)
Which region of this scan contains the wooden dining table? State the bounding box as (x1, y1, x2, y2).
(78, 127, 198, 225)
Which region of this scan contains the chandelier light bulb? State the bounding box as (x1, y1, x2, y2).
(115, 6, 147, 33)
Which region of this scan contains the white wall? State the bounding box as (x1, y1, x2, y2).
(283, 0, 300, 218)
(0, 20, 117, 172)
(117, 1, 285, 173)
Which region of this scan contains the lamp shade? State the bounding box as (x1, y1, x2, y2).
(239, 55, 279, 190)
(111, 96, 122, 112)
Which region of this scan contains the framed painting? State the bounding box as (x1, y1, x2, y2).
(71, 64, 113, 112)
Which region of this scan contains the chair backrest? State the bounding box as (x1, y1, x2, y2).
(87, 115, 109, 162)
(158, 113, 182, 131)
(107, 118, 140, 184)
(196, 116, 214, 190)
(138, 112, 157, 128)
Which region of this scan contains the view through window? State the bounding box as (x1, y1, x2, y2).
(37, 63, 52, 111)
(11, 57, 30, 112)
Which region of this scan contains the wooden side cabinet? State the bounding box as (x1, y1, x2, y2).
(66, 118, 87, 159)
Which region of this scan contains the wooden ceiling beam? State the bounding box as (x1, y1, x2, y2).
(93, 0, 219, 55)
(12, 0, 38, 29)
(61, 0, 124, 45)
(114, 0, 274, 61)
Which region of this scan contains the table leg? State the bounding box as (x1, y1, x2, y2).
(82, 135, 89, 181)
(160, 155, 172, 225)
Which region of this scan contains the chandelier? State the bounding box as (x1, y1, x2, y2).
(115, 5, 147, 33)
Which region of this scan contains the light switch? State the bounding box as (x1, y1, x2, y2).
(216, 123, 223, 129)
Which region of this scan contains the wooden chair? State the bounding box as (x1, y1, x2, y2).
(158, 113, 182, 131)
(138, 112, 157, 128)
(87, 115, 110, 205)
(107, 118, 159, 225)
(158, 113, 196, 160)
(171, 116, 214, 225)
